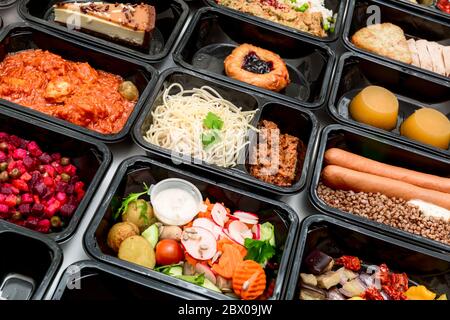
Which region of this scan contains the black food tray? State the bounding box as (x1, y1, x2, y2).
(83, 155, 299, 300)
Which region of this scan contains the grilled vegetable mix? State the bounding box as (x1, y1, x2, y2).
(299, 249, 447, 300)
(106, 182, 279, 300)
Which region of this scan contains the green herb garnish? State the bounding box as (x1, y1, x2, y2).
(201, 130, 220, 148)
(295, 3, 309, 12)
(113, 183, 150, 220)
(244, 238, 276, 266)
(203, 112, 224, 130)
(176, 273, 205, 286)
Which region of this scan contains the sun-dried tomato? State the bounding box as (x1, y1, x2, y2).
(361, 287, 384, 300)
(388, 273, 409, 292)
(377, 263, 390, 285)
(335, 255, 361, 271)
(382, 286, 407, 300)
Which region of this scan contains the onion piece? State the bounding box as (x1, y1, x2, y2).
(359, 273, 375, 288)
(380, 290, 390, 300)
(327, 288, 346, 300)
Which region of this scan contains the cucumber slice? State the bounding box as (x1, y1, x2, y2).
(142, 224, 159, 248)
(167, 265, 183, 277)
(202, 278, 221, 293)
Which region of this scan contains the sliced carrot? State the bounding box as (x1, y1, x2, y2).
(217, 238, 234, 251)
(185, 252, 199, 266)
(232, 260, 266, 300)
(216, 238, 247, 259)
(212, 243, 243, 279)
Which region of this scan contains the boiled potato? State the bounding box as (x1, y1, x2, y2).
(123, 199, 155, 232)
(118, 81, 139, 101)
(118, 235, 156, 269)
(107, 221, 139, 252)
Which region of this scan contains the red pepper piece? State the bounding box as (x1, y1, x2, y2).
(335, 255, 361, 271)
(437, 0, 450, 14)
(382, 286, 407, 300)
(361, 287, 384, 300)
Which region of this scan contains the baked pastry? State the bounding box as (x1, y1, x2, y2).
(224, 44, 290, 92)
(53, 2, 156, 47)
(351, 23, 412, 64)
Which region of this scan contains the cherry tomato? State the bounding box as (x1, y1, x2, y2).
(155, 239, 184, 265)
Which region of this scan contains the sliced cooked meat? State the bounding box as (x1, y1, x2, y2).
(407, 39, 420, 67)
(415, 39, 434, 72)
(426, 41, 446, 76)
(443, 46, 450, 77)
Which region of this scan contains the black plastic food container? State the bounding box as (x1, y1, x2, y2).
(0, 219, 62, 300)
(0, 102, 111, 242)
(310, 124, 450, 253)
(83, 156, 299, 299)
(19, 0, 189, 62)
(382, 0, 450, 22)
(343, 0, 450, 82)
(285, 215, 450, 299)
(328, 52, 450, 156)
(204, 0, 348, 43)
(0, 23, 157, 143)
(52, 260, 206, 300)
(132, 68, 318, 195)
(174, 7, 335, 109)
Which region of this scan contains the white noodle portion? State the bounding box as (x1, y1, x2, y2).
(144, 83, 258, 168)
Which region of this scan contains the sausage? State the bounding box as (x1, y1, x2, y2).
(321, 165, 450, 210)
(324, 148, 450, 194)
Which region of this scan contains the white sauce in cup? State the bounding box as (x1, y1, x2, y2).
(150, 178, 203, 226)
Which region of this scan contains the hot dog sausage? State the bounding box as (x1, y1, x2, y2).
(321, 165, 450, 210)
(324, 148, 450, 194)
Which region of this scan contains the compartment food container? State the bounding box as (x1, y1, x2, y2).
(0, 0, 21, 28)
(285, 214, 450, 299)
(52, 260, 206, 300)
(383, 0, 450, 22)
(344, 0, 450, 82)
(0, 102, 111, 242)
(204, 0, 348, 43)
(83, 156, 299, 299)
(0, 219, 62, 300)
(19, 0, 189, 62)
(133, 68, 318, 195)
(328, 52, 450, 156)
(0, 23, 156, 143)
(174, 7, 335, 109)
(310, 124, 450, 252)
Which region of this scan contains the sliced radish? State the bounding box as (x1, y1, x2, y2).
(234, 211, 258, 220)
(252, 224, 261, 240)
(181, 226, 217, 260)
(195, 264, 217, 285)
(220, 228, 235, 242)
(193, 218, 225, 240)
(232, 211, 259, 225)
(211, 203, 228, 227)
(228, 220, 253, 246)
